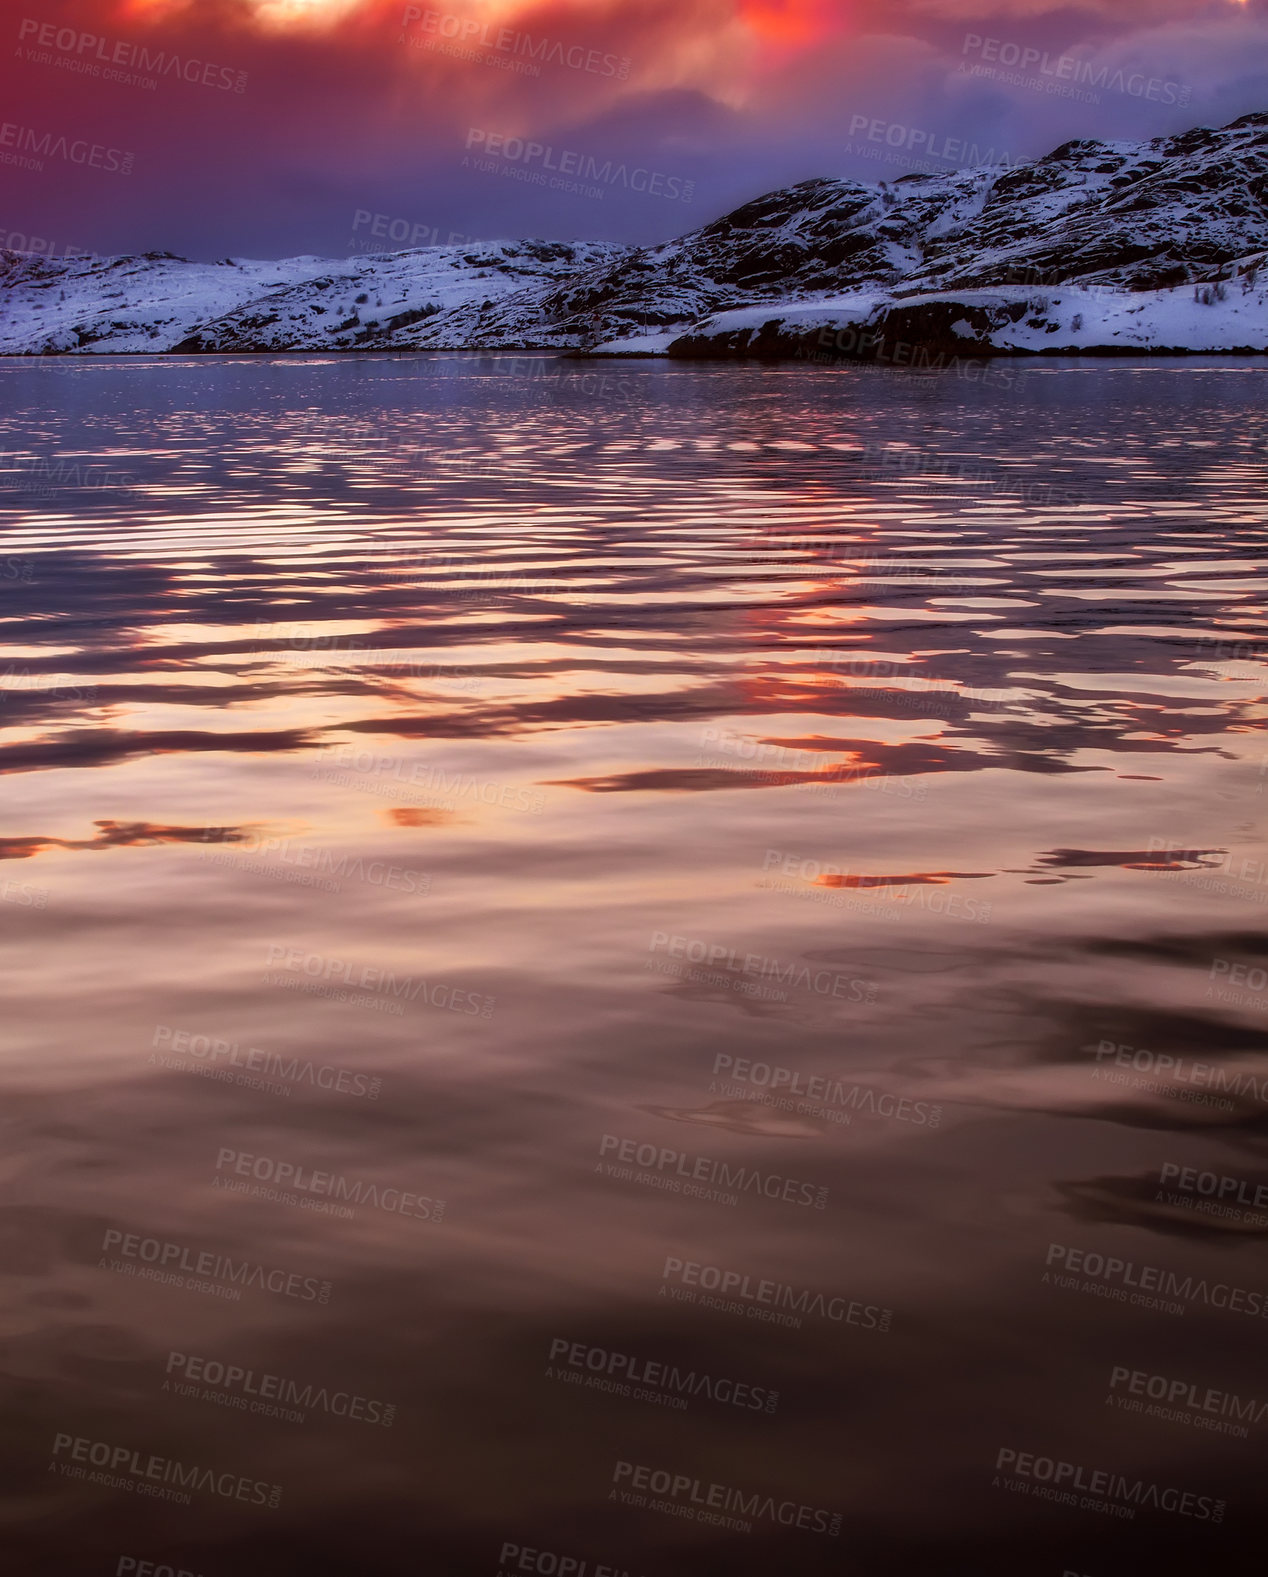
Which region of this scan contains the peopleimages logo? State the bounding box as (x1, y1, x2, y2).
(497, 1540, 642, 1577)
(16, 17, 247, 93)
(464, 129, 693, 203)
(0, 228, 92, 260)
(151, 1024, 382, 1100)
(50, 1433, 282, 1509)
(2, 878, 48, 910)
(116, 1561, 203, 1577)
(611, 1460, 841, 1537)
(711, 1053, 942, 1127)
(0, 666, 98, 702)
(213, 1147, 444, 1223)
(646, 930, 878, 1002)
(314, 743, 545, 814)
(99, 1227, 331, 1304)
(403, 6, 630, 79)
(1044, 1242, 1268, 1318)
(959, 33, 1190, 106)
(597, 1132, 828, 1209)
(993, 1447, 1223, 1523)
(1208, 958, 1268, 1012)
(1107, 1364, 1268, 1437)
(0, 452, 133, 498)
(199, 828, 431, 896)
(660, 1255, 892, 1331)
(1090, 1037, 1268, 1105)
(1158, 1161, 1268, 1213)
(547, 1338, 779, 1414)
(0, 120, 134, 174)
(350, 208, 471, 251)
(166, 1351, 396, 1427)
(263, 943, 496, 1018)
(758, 849, 993, 925)
(846, 114, 1015, 168)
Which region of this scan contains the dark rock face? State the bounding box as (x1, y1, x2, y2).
(508, 113, 1268, 348)
(665, 302, 1022, 364)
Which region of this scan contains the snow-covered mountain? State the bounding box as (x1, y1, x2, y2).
(0, 240, 621, 357)
(2, 112, 1266, 360)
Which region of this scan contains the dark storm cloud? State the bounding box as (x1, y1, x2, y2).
(0, 0, 1262, 257)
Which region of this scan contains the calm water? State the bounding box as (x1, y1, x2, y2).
(2, 354, 1267, 1576)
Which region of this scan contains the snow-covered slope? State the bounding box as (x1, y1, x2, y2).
(2, 112, 1265, 359)
(0, 240, 622, 356)
(668, 259, 1268, 360)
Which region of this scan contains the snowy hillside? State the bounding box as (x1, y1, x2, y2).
(0, 240, 621, 357)
(1, 112, 1265, 359)
(666, 259, 1268, 360)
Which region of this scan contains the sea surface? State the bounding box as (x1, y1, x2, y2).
(1, 353, 1267, 1575)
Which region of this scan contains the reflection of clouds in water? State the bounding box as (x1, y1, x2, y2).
(641, 1099, 829, 1138)
(814, 870, 994, 889)
(0, 820, 252, 861)
(3, 369, 1266, 788)
(1, 359, 1267, 1573)
(0, 728, 316, 775)
(1057, 1172, 1268, 1238)
(1032, 846, 1228, 872)
(384, 807, 461, 827)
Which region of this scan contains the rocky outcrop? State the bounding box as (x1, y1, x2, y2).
(2, 113, 1265, 359)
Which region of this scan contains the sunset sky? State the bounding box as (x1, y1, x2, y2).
(2, 0, 1266, 259)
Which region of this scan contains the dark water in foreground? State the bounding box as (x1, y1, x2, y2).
(1, 354, 1267, 1576)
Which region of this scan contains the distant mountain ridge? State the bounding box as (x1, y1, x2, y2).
(2, 112, 1266, 359)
